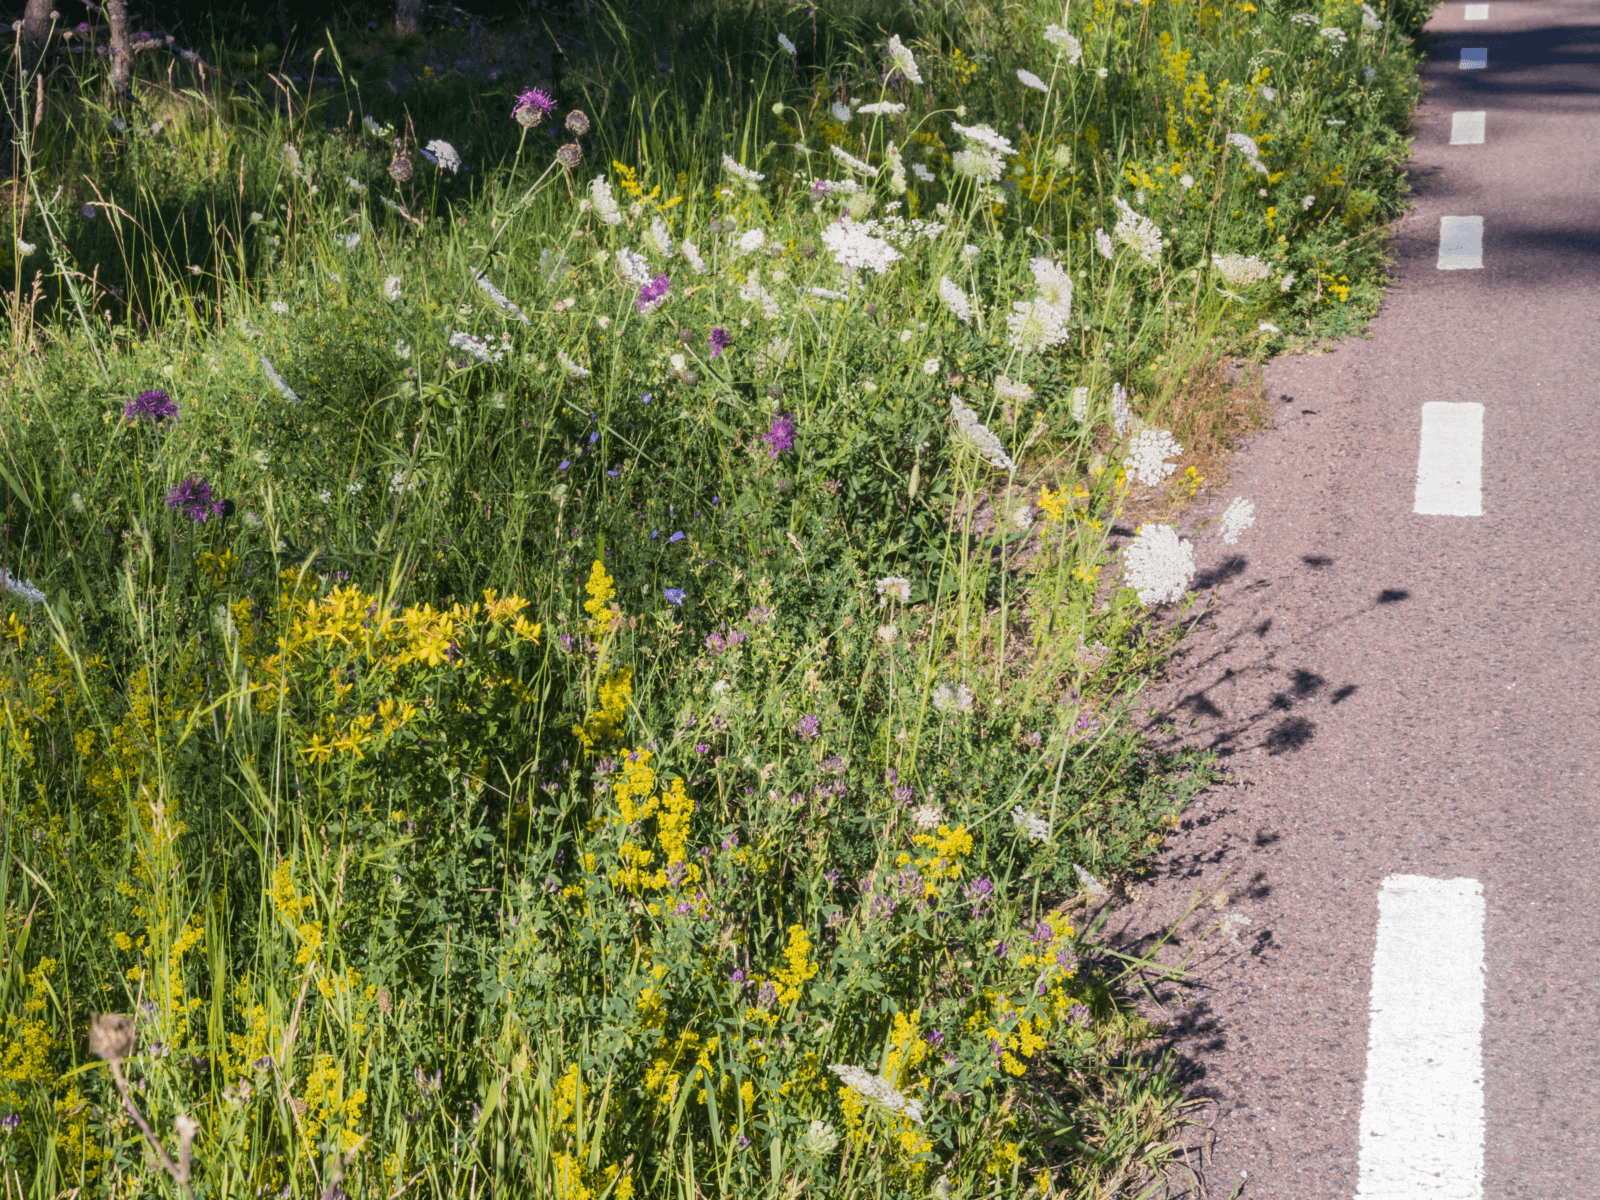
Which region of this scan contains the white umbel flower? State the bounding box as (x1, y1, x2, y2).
(1095, 228, 1114, 259)
(614, 247, 652, 287)
(912, 802, 944, 830)
(1362, 3, 1384, 28)
(739, 271, 783, 318)
(1219, 497, 1256, 544)
(952, 148, 1004, 182)
(949, 396, 1015, 470)
(1006, 298, 1070, 355)
(736, 228, 767, 255)
(778, 32, 797, 55)
(473, 271, 531, 323)
(1112, 197, 1163, 263)
(885, 34, 923, 84)
(951, 122, 1017, 157)
(887, 143, 907, 194)
(588, 176, 623, 225)
(425, 139, 462, 173)
(995, 376, 1034, 402)
(262, 356, 300, 402)
(0, 568, 46, 605)
(557, 349, 591, 378)
(1029, 256, 1074, 313)
(647, 215, 674, 257)
(1279, 271, 1296, 291)
(1211, 253, 1272, 289)
(1071, 387, 1089, 421)
(1122, 524, 1195, 606)
(1011, 806, 1051, 844)
(1044, 24, 1083, 63)
(1123, 428, 1182, 487)
(829, 1064, 925, 1123)
(1017, 68, 1050, 93)
(681, 241, 707, 275)
(831, 100, 853, 123)
(722, 154, 766, 189)
(1111, 382, 1131, 436)
(830, 143, 876, 175)
(938, 275, 973, 323)
(821, 220, 903, 274)
(858, 101, 906, 115)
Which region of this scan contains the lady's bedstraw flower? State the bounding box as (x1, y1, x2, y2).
(1122, 523, 1195, 605)
(828, 1064, 925, 1124)
(125, 388, 178, 424)
(939, 275, 973, 323)
(885, 34, 923, 83)
(166, 477, 225, 524)
(0, 568, 45, 605)
(588, 176, 622, 225)
(1124, 428, 1182, 487)
(1044, 24, 1083, 63)
(949, 396, 1015, 470)
(636, 273, 671, 313)
(424, 139, 462, 173)
(708, 326, 732, 357)
(722, 154, 765, 190)
(512, 87, 556, 126)
(764, 411, 796, 458)
(1219, 497, 1257, 544)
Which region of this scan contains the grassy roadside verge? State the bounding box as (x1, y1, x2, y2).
(0, 0, 1423, 1195)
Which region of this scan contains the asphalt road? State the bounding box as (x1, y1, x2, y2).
(1120, 2, 1600, 1195)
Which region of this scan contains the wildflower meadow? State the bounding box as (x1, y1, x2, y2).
(0, 0, 1424, 1195)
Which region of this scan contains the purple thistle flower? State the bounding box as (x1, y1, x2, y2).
(708, 325, 732, 358)
(165, 477, 223, 524)
(636, 273, 671, 313)
(795, 714, 821, 741)
(125, 388, 178, 425)
(763, 412, 796, 460)
(512, 87, 557, 126)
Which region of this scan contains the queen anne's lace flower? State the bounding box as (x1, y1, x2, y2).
(830, 144, 876, 176)
(1006, 298, 1070, 355)
(1122, 524, 1195, 606)
(1123, 428, 1182, 487)
(1290, 12, 1319, 24)
(778, 32, 797, 55)
(736, 228, 767, 255)
(614, 247, 652, 287)
(681, 241, 707, 275)
(995, 376, 1034, 402)
(0, 568, 46, 605)
(912, 803, 944, 830)
(952, 148, 1004, 182)
(1071, 387, 1089, 421)
(647, 215, 674, 257)
(857, 101, 906, 115)
(425, 139, 462, 173)
(821, 220, 902, 274)
(722, 154, 765, 189)
(739, 272, 783, 318)
(1211, 253, 1272, 289)
(912, 162, 935, 182)
(1017, 68, 1049, 93)
(1030, 256, 1074, 312)
(885, 34, 923, 84)
(1280, 271, 1297, 292)
(1095, 228, 1115, 259)
(557, 349, 591, 378)
(939, 275, 973, 323)
(1012, 807, 1051, 843)
(1219, 497, 1257, 545)
(588, 176, 623, 225)
(1112, 196, 1163, 263)
(1321, 26, 1349, 45)
(262, 356, 300, 402)
(829, 1064, 925, 1123)
(952, 122, 1017, 157)
(1362, 3, 1384, 28)
(1111, 382, 1131, 436)
(1044, 24, 1083, 63)
(447, 329, 500, 363)
(949, 396, 1015, 470)
(831, 100, 853, 123)
(473, 271, 531, 323)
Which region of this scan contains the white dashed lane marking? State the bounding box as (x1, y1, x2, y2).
(1451, 111, 1487, 144)
(1465, 3, 1488, 18)
(1414, 402, 1484, 516)
(1460, 47, 1488, 68)
(1356, 876, 1486, 1199)
(1437, 215, 1484, 270)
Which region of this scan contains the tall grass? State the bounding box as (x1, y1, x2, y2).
(0, 0, 1419, 1195)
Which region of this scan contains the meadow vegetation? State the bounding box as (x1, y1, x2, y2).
(0, 0, 1423, 1194)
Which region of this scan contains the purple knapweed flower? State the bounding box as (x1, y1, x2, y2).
(795, 714, 821, 741)
(125, 388, 178, 424)
(664, 587, 686, 605)
(763, 412, 796, 459)
(165, 477, 223, 524)
(708, 325, 732, 357)
(512, 87, 557, 126)
(636, 273, 671, 313)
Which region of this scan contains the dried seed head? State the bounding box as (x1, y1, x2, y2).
(89, 1013, 136, 1061)
(388, 157, 413, 183)
(377, 986, 392, 1014)
(565, 110, 591, 135)
(555, 143, 582, 169)
(767, 383, 784, 400)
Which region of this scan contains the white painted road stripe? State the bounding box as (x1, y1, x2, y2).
(1437, 215, 1484, 270)
(1460, 47, 1488, 68)
(1414, 403, 1484, 516)
(1450, 111, 1487, 144)
(1356, 876, 1486, 1200)
(1464, 3, 1488, 18)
